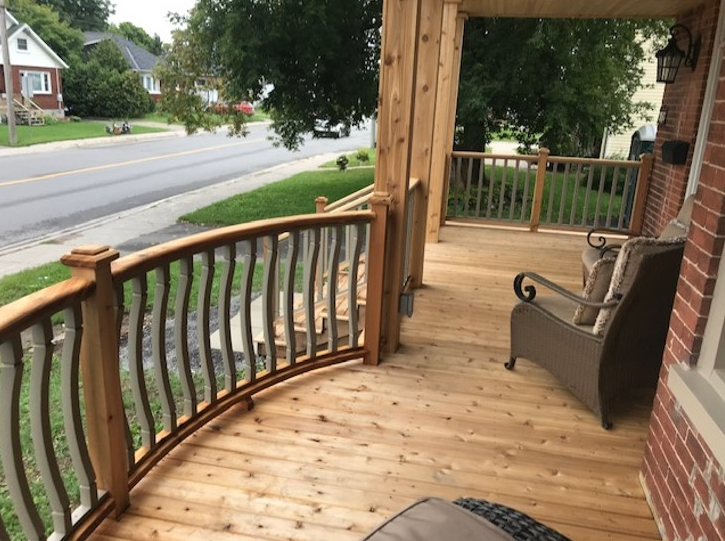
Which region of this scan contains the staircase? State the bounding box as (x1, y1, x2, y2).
(0, 97, 45, 126)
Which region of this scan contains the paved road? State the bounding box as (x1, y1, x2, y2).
(0, 123, 371, 249)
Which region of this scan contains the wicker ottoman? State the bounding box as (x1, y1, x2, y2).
(361, 497, 571, 541)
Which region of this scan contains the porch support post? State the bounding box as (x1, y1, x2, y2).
(408, 0, 445, 289)
(426, 2, 465, 242)
(374, 0, 422, 354)
(630, 153, 654, 235)
(61, 245, 129, 517)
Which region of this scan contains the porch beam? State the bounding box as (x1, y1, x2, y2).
(374, 0, 422, 354)
(459, 0, 702, 19)
(427, 2, 466, 242)
(408, 0, 445, 288)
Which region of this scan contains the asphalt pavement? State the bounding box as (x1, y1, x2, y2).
(0, 124, 364, 278)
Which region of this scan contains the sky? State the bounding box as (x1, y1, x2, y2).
(108, 0, 197, 43)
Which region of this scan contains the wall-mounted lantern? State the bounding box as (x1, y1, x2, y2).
(656, 25, 701, 84)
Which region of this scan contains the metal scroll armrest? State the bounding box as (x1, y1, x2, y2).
(513, 271, 622, 307)
(586, 227, 629, 249)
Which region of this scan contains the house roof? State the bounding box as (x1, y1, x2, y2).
(460, 0, 705, 18)
(83, 32, 160, 72)
(4, 18, 69, 69)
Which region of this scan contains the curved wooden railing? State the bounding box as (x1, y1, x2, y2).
(446, 149, 654, 234)
(0, 205, 389, 540)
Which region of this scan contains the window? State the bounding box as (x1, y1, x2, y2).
(142, 75, 160, 94)
(670, 249, 725, 467)
(19, 71, 52, 95)
(16, 38, 28, 52)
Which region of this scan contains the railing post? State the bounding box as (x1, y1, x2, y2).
(364, 192, 391, 365)
(61, 245, 129, 517)
(315, 196, 328, 214)
(630, 153, 654, 235)
(529, 147, 550, 232)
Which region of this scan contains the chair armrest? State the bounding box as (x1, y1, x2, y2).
(586, 228, 628, 249)
(513, 271, 622, 307)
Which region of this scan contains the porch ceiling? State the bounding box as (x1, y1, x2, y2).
(460, 0, 705, 19)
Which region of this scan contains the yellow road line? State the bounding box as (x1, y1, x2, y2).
(0, 138, 266, 188)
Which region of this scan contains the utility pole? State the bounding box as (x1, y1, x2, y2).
(0, 0, 17, 146)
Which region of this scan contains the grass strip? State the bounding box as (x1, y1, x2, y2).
(0, 122, 166, 147)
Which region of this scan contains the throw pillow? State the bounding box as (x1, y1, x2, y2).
(572, 257, 615, 325)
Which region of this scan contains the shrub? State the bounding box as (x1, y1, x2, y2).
(336, 155, 349, 171)
(69, 116, 82, 122)
(356, 148, 370, 163)
(43, 115, 59, 125)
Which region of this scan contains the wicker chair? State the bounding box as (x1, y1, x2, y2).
(508, 235, 685, 429)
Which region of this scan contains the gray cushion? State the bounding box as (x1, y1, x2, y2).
(360, 497, 516, 541)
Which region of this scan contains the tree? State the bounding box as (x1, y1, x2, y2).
(7, 0, 84, 62)
(36, 0, 112, 30)
(64, 40, 154, 118)
(159, 0, 382, 149)
(455, 18, 669, 156)
(112, 21, 164, 55)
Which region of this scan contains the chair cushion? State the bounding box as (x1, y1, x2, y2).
(573, 257, 616, 325)
(581, 246, 603, 277)
(593, 235, 686, 335)
(360, 497, 516, 541)
(660, 218, 687, 239)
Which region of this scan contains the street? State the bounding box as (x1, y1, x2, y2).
(0, 122, 371, 249)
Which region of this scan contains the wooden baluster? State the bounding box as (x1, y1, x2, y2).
(30, 320, 72, 535)
(348, 224, 365, 348)
(605, 166, 620, 228)
(463, 157, 473, 217)
(175, 256, 197, 417)
(474, 157, 485, 218)
(497, 158, 508, 219)
(618, 167, 634, 230)
(0, 336, 46, 538)
(582, 165, 596, 227)
(630, 154, 654, 235)
(128, 275, 154, 450)
(61, 245, 129, 516)
(594, 165, 607, 227)
(197, 250, 216, 405)
(284, 231, 300, 364)
(152, 265, 176, 433)
(521, 162, 532, 223)
(112, 284, 134, 468)
(239, 241, 257, 382)
(364, 193, 391, 365)
(569, 163, 583, 226)
(529, 148, 549, 231)
(326, 226, 342, 352)
(557, 162, 570, 225)
(509, 160, 520, 221)
(304, 228, 321, 358)
(486, 157, 496, 218)
(61, 305, 98, 511)
(219, 245, 237, 391)
(262, 235, 279, 373)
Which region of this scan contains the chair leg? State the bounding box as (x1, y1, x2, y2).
(504, 356, 517, 370)
(601, 415, 612, 430)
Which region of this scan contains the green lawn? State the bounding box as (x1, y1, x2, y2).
(319, 148, 376, 168)
(0, 122, 167, 147)
(181, 167, 375, 226)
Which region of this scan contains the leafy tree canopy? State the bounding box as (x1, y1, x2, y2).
(158, 0, 382, 149)
(36, 0, 112, 31)
(456, 18, 669, 156)
(110, 21, 164, 55)
(7, 0, 84, 61)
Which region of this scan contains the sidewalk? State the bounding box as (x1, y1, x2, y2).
(0, 151, 348, 278)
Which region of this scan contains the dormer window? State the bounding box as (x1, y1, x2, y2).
(17, 38, 28, 52)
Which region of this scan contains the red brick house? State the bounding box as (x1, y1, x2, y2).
(638, 0, 725, 537)
(0, 10, 68, 116)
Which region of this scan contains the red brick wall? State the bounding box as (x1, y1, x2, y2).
(643, 5, 718, 236)
(641, 2, 725, 539)
(0, 65, 64, 111)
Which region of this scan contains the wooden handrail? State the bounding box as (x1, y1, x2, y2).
(451, 151, 538, 162)
(324, 184, 375, 212)
(451, 150, 640, 168)
(0, 278, 94, 343)
(112, 211, 374, 281)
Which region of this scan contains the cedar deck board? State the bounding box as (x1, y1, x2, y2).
(92, 227, 659, 540)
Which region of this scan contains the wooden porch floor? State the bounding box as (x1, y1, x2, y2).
(93, 226, 660, 541)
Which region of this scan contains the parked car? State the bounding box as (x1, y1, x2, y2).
(313, 120, 351, 138)
(213, 101, 255, 116)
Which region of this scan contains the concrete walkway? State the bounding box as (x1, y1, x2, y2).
(0, 151, 347, 278)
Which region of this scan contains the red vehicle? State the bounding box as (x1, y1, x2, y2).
(213, 101, 255, 116)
